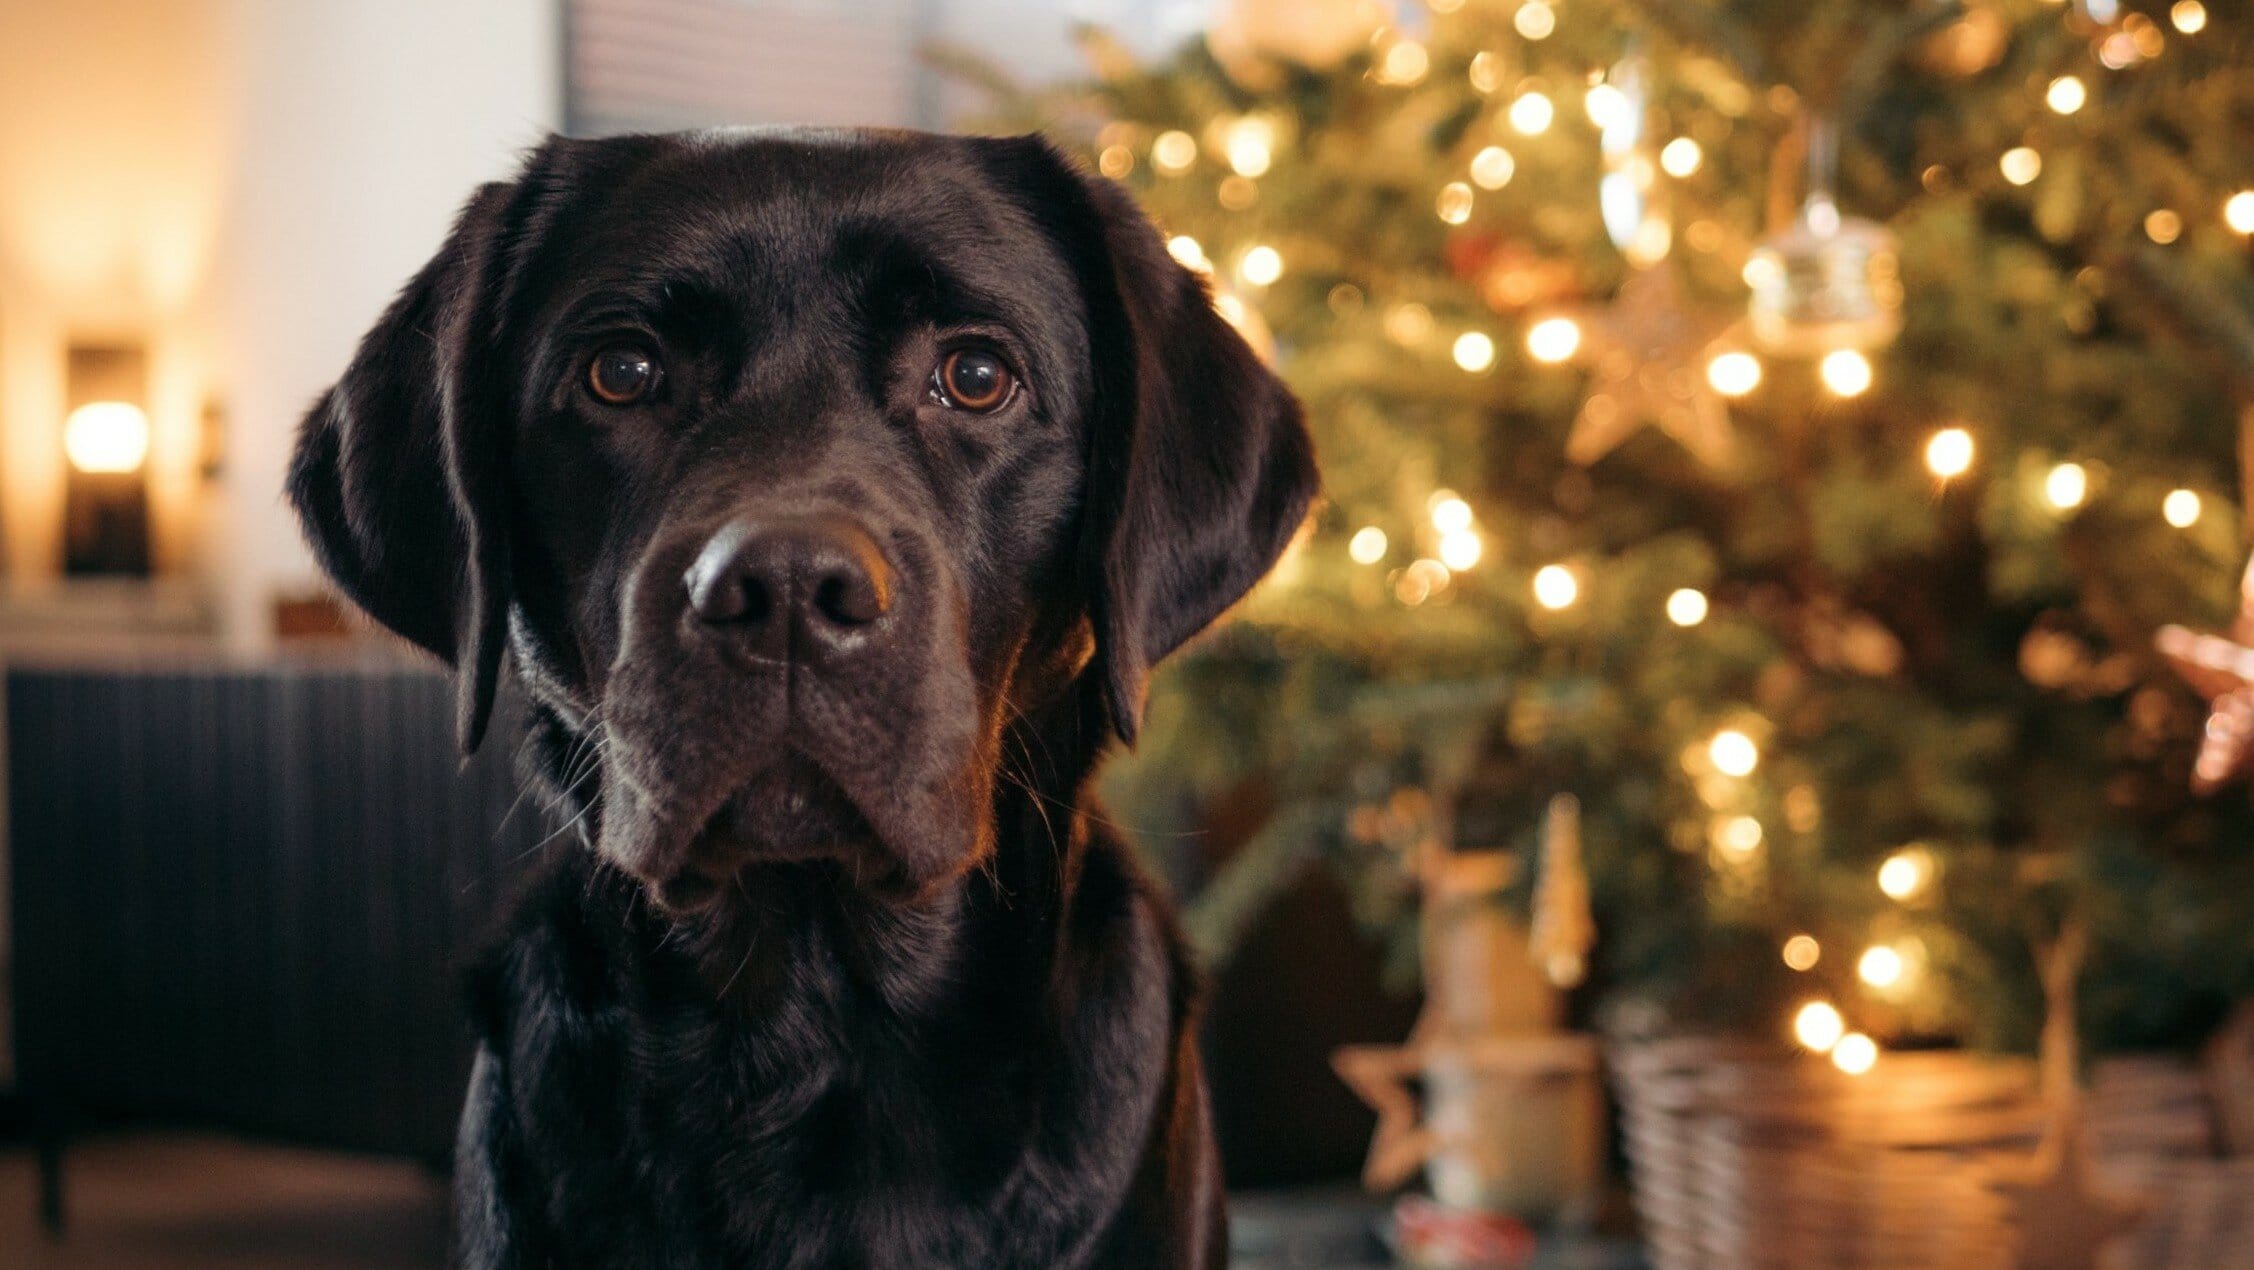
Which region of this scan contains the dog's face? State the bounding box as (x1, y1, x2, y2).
(290, 129, 1315, 908)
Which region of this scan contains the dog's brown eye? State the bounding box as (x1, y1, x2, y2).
(932, 348, 1015, 412)
(588, 346, 658, 405)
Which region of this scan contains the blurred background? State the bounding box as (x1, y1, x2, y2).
(5, 1, 2254, 1266)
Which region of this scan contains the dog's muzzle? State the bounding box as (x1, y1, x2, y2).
(682, 513, 895, 666)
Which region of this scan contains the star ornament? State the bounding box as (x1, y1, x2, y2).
(1561, 266, 1741, 473)
(2156, 552, 2254, 793)
(1330, 1043, 1435, 1191)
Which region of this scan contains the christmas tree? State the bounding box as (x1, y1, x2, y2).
(959, 0, 2254, 1060)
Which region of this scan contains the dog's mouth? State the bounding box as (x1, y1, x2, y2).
(650, 753, 890, 912)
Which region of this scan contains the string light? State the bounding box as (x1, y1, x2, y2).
(1660, 137, 1703, 178)
(1470, 145, 1516, 190)
(2164, 488, 2203, 528)
(2045, 462, 2088, 510)
(1098, 145, 1134, 179)
(1714, 815, 1764, 856)
(1533, 564, 1579, 610)
(1794, 1000, 1845, 1051)
(2172, 1, 2207, 34)
(2225, 191, 2254, 235)
(1706, 351, 1762, 398)
(1925, 427, 1975, 479)
(1513, 0, 1556, 40)
(1877, 846, 1935, 901)
(63, 402, 151, 475)
(1832, 1032, 1879, 1075)
(1237, 245, 1283, 287)
(1349, 526, 1389, 564)
(1166, 235, 1210, 272)
(1385, 303, 1435, 346)
(2000, 146, 2043, 186)
(1819, 349, 1874, 397)
(1709, 729, 1759, 778)
(1395, 558, 1452, 606)
(1452, 331, 1496, 373)
(1222, 117, 1274, 177)
(1783, 935, 1822, 971)
(1666, 588, 1709, 627)
(1857, 944, 1904, 989)
(1526, 316, 1582, 363)
(1509, 92, 1556, 136)
(1378, 40, 1431, 86)
(1151, 130, 1197, 174)
(1436, 181, 1475, 225)
(2046, 76, 2088, 115)
(2147, 209, 2183, 244)
(1439, 530, 1483, 570)
(1584, 83, 1632, 131)
(1430, 493, 1474, 533)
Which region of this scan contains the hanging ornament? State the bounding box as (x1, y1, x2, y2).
(1562, 267, 1740, 471)
(1917, 3, 2013, 77)
(1745, 117, 1903, 357)
(1595, 52, 1671, 267)
(1528, 794, 1596, 988)
(2156, 552, 2254, 793)
(1206, 0, 1391, 90)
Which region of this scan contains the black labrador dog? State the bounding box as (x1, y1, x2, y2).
(287, 128, 1316, 1268)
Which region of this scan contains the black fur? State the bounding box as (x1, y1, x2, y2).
(289, 128, 1317, 1269)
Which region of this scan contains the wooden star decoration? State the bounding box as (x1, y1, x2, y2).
(1331, 1040, 1435, 1191)
(1993, 1101, 2146, 1270)
(2156, 551, 2254, 792)
(1563, 266, 1741, 473)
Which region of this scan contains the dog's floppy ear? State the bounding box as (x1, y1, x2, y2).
(996, 139, 1319, 744)
(287, 174, 532, 753)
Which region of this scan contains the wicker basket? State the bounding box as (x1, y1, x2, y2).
(1612, 1042, 2254, 1269)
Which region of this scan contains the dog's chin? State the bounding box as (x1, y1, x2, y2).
(646, 755, 902, 915)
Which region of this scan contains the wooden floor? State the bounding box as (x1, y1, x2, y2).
(0, 1134, 447, 1269)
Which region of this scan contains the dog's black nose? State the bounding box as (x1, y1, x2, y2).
(684, 515, 893, 659)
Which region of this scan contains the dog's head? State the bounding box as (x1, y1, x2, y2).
(290, 129, 1315, 908)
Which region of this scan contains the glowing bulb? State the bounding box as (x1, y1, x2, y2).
(1820, 349, 1873, 398)
(1379, 40, 1430, 86)
(1469, 145, 1516, 190)
(1857, 944, 1904, 989)
(1584, 83, 1631, 130)
(1877, 847, 1935, 901)
(1385, 303, 1435, 346)
(1709, 729, 1758, 778)
(1526, 317, 1582, 363)
(1238, 245, 1283, 287)
(2046, 462, 2088, 510)
(1532, 564, 1578, 610)
(1706, 351, 1762, 398)
(1660, 137, 1703, 178)
(63, 401, 152, 475)
(2147, 209, 2183, 244)
(1509, 92, 1555, 136)
(2172, 1, 2207, 34)
(1151, 130, 1197, 174)
(1925, 427, 1975, 479)
(1783, 935, 1821, 972)
(1666, 588, 1709, 627)
(1223, 117, 1274, 177)
(1349, 526, 1389, 564)
(1468, 51, 1503, 94)
(1436, 182, 1476, 225)
(1439, 529, 1483, 571)
(1831, 1032, 1879, 1075)
(2000, 146, 2042, 186)
(1430, 494, 1474, 534)
(1715, 815, 1764, 856)
(1166, 235, 1210, 271)
(2225, 191, 2254, 235)
(1794, 1001, 1845, 1052)
(1452, 330, 1496, 372)
(1513, 0, 1556, 40)
(2164, 488, 2203, 528)
(2046, 76, 2087, 115)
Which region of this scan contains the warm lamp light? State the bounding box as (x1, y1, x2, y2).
(64, 401, 152, 475)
